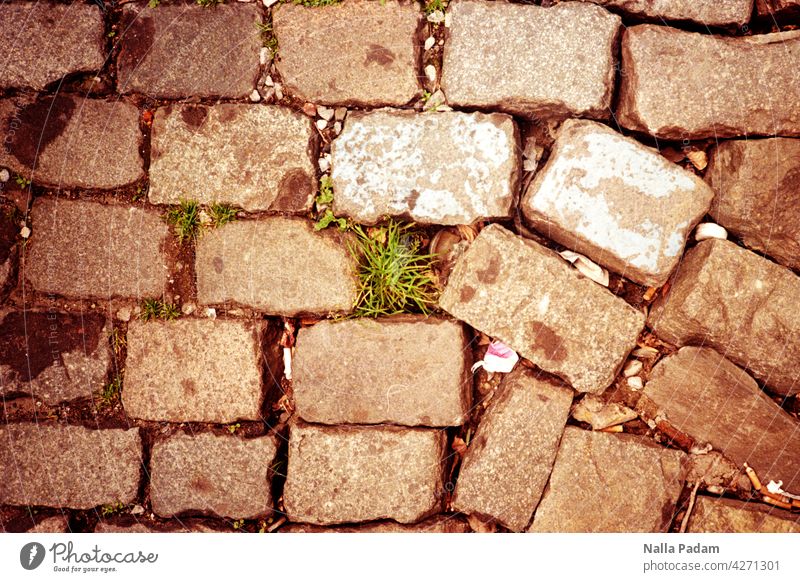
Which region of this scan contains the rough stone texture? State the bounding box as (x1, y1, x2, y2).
(442, 0, 620, 118)
(293, 316, 471, 427)
(453, 368, 573, 532)
(439, 225, 644, 393)
(687, 451, 749, 492)
(0, 310, 110, 404)
(706, 138, 800, 270)
(0, 424, 142, 509)
(650, 239, 800, 396)
(26, 199, 169, 299)
(688, 497, 800, 533)
(28, 516, 70, 533)
(0, 212, 15, 297)
(331, 110, 519, 225)
(284, 423, 445, 525)
(124, 319, 264, 424)
(580, 0, 753, 26)
(150, 104, 315, 212)
(529, 427, 687, 532)
(94, 520, 222, 533)
(117, 3, 261, 98)
(522, 120, 713, 287)
(618, 26, 800, 139)
(0, 3, 105, 90)
(0, 96, 145, 189)
(273, 0, 421, 107)
(641, 347, 800, 491)
(757, 0, 800, 16)
(196, 218, 357, 316)
(281, 515, 471, 533)
(150, 432, 277, 519)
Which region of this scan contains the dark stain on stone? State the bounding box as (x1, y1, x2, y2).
(0, 214, 16, 264)
(779, 166, 800, 195)
(217, 106, 238, 123)
(0, 311, 105, 382)
(191, 475, 213, 494)
(180, 105, 208, 130)
(6, 95, 76, 168)
(212, 256, 224, 274)
(460, 285, 476, 303)
(364, 44, 395, 68)
(181, 378, 197, 396)
(476, 251, 501, 284)
(406, 189, 420, 212)
(117, 15, 155, 81)
(537, 393, 550, 403)
(489, 115, 507, 128)
(271, 168, 312, 211)
(529, 321, 567, 362)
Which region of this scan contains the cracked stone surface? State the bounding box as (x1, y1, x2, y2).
(687, 496, 800, 533)
(149, 104, 315, 212)
(439, 224, 645, 393)
(293, 316, 471, 427)
(522, 119, 713, 287)
(442, 0, 620, 118)
(650, 239, 800, 397)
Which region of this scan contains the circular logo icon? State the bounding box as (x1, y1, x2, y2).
(20, 542, 46, 570)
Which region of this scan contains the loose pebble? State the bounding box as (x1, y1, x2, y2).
(632, 346, 659, 358)
(335, 107, 348, 121)
(333, 121, 342, 135)
(319, 154, 331, 173)
(316, 119, 328, 131)
(263, 0, 279, 6)
(274, 83, 284, 99)
(20, 226, 31, 238)
(424, 64, 437, 83)
(427, 10, 445, 24)
(627, 376, 644, 390)
(204, 307, 217, 319)
(181, 303, 196, 315)
(317, 106, 335, 121)
(249, 89, 261, 102)
(116, 307, 132, 322)
(687, 150, 708, 170)
(0, 168, 9, 182)
(623, 360, 643, 377)
(264, 76, 274, 87)
(259, 47, 270, 65)
(302, 102, 317, 117)
(424, 36, 435, 51)
(695, 222, 728, 242)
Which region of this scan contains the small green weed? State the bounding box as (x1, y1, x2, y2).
(316, 176, 334, 205)
(314, 209, 348, 232)
(98, 376, 122, 407)
(100, 501, 126, 517)
(424, 0, 446, 15)
(165, 199, 201, 242)
(208, 203, 237, 228)
(232, 519, 245, 530)
(140, 298, 180, 321)
(196, 0, 224, 6)
(148, 0, 161, 7)
(313, 177, 348, 231)
(14, 175, 31, 189)
(227, 423, 241, 434)
(349, 220, 438, 317)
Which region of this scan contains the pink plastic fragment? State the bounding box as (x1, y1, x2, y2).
(471, 340, 519, 374)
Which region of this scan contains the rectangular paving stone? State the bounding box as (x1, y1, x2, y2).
(641, 347, 800, 491)
(0, 310, 110, 405)
(280, 515, 471, 533)
(618, 26, 800, 139)
(331, 110, 519, 225)
(580, 0, 753, 26)
(688, 497, 800, 533)
(273, 0, 421, 107)
(117, 3, 262, 98)
(0, 2, 105, 90)
(196, 218, 357, 316)
(439, 225, 645, 393)
(0, 424, 142, 509)
(442, 0, 620, 118)
(0, 96, 145, 189)
(529, 427, 687, 532)
(293, 316, 471, 427)
(453, 368, 573, 532)
(124, 319, 265, 424)
(284, 423, 445, 525)
(150, 104, 315, 212)
(706, 138, 800, 270)
(150, 432, 277, 519)
(26, 199, 169, 300)
(650, 239, 800, 396)
(522, 120, 713, 287)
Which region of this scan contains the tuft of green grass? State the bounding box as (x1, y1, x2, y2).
(98, 376, 122, 407)
(424, 0, 447, 15)
(139, 298, 180, 321)
(100, 501, 125, 517)
(165, 199, 201, 242)
(256, 22, 279, 57)
(109, 327, 126, 356)
(349, 220, 438, 317)
(208, 202, 237, 228)
(196, 0, 224, 6)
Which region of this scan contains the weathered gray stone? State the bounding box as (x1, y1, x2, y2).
(453, 368, 573, 532)
(688, 497, 800, 533)
(618, 26, 800, 139)
(641, 347, 800, 491)
(706, 138, 800, 270)
(293, 316, 471, 427)
(757, 0, 800, 16)
(117, 3, 261, 98)
(0, 310, 110, 404)
(280, 515, 471, 533)
(196, 218, 357, 316)
(273, 0, 421, 106)
(0, 96, 144, 189)
(650, 239, 800, 396)
(124, 319, 264, 424)
(522, 120, 713, 287)
(331, 110, 519, 225)
(529, 427, 687, 532)
(0, 424, 142, 509)
(284, 423, 445, 525)
(150, 432, 277, 519)
(26, 199, 169, 299)
(28, 516, 70, 533)
(580, 0, 753, 26)
(442, 0, 620, 118)
(150, 104, 315, 212)
(0, 3, 105, 90)
(439, 225, 645, 393)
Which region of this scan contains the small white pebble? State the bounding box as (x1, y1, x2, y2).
(181, 303, 196, 315)
(623, 360, 643, 377)
(116, 307, 132, 322)
(204, 307, 217, 319)
(20, 226, 31, 239)
(424, 64, 437, 83)
(262, 0, 279, 6)
(316, 119, 328, 131)
(317, 106, 334, 121)
(426, 10, 445, 24)
(0, 168, 10, 182)
(695, 222, 728, 242)
(424, 36, 435, 51)
(626, 376, 644, 390)
(333, 121, 342, 135)
(632, 346, 659, 358)
(283, 347, 293, 380)
(264, 76, 274, 87)
(319, 156, 330, 173)
(335, 107, 347, 121)
(274, 83, 283, 99)
(259, 47, 270, 65)
(249, 89, 261, 102)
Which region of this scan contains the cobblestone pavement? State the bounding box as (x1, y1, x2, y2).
(2, 0, 800, 534)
